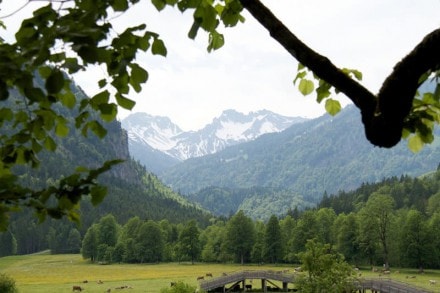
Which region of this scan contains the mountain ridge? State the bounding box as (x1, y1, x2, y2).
(159, 105, 440, 210)
(122, 109, 307, 173)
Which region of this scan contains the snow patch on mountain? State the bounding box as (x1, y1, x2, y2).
(122, 110, 308, 164)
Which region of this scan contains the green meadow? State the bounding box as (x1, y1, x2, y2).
(0, 252, 439, 292)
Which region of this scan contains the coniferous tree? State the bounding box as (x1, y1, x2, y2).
(263, 215, 283, 263)
(0, 231, 17, 257)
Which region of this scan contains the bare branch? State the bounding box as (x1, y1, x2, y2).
(240, 0, 440, 148)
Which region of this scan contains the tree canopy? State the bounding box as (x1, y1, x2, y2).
(0, 0, 439, 226)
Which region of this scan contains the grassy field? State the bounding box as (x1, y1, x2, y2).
(0, 253, 439, 292)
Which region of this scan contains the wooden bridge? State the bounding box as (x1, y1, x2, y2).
(198, 271, 436, 292)
(199, 270, 295, 292)
(354, 278, 435, 293)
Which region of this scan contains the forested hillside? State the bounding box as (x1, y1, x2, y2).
(188, 186, 314, 221)
(161, 106, 440, 204)
(0, 83, 212, 255)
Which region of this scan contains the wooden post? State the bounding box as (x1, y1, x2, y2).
(262, 279, 267, 293)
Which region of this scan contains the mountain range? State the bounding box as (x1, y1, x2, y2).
(121, 110, 306, 173)
(157, 105, 440, 219)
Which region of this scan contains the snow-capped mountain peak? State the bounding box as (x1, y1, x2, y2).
(121, 110, 308, 170)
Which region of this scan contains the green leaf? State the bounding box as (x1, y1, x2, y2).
(130, 63, 149, 85)
(99, 103, 118, 122)
(112, 0, 129, 11)
(207, 31, 224, 52)
(98, 79, 107, 88)
(316, 83, 331, 103)
(152, 0, 166, 11)
(293, 71, 307, 85)
(38, 66, 52, 78)
(55, 121, 69, 137)
(115, 93, 136, 110)
(44, 136, 57, 151)
(188, 21, 201, 40)
(325, 99, 341, 116)
(298, 79, 314, 96)
(90, 185, 107, 206)
(88, 120, 107, 138)
(408, 135, 424, 153)
(60, 91, 76, 108)
(15, 148, 26, 165)
(152, 38, 167, 56)
(351, 69, 363, 81)
(90, 90, 110, 107)
(46, 68, 64, 94)
(195, 5, 218, 32)
(63, 57, 83, 73)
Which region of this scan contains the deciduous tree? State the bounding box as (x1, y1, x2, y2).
(225, 210, 255, 264)
(178, 220, 200, 264)
(297, 239, 355, 293)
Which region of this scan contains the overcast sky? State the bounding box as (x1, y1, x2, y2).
(2, 1, 440, 131)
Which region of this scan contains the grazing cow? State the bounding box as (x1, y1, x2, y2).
(429, 280, 437, 285)
(97, 280, 104, 284)
(106, 289, 111, 293)
(245, 284, 252, 291)
(82, 280, 88, 283)
(72, 286, 83, 292)
(197, 276, 204, 281)
(170, 282, 176, 287)
(383, 270, 391, 275)
(206, 273, 213, 277)
(222, 272, 228, 276)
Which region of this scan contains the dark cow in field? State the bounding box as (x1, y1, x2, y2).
(206, 273, 213, 277)
(72, 286, 83, 292)
(197, 276, 204, 281)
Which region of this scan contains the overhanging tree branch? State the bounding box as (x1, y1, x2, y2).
(240, 0, 440, 148)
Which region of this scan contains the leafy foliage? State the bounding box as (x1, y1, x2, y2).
(0, 273, 18, 293)
(160, 281, 196, 293)
(296, 239, 355, 293)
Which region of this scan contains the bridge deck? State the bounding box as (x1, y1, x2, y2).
(199, 271, 436, 293)
(199, 270, 295, 291)
(356, 278, 434, 293)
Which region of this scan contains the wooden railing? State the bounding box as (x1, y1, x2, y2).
(199, 271, 436, 293)
(199, 270, 295, 291)
(355, 278, 434, 293)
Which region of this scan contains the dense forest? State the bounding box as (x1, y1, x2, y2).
(3, 168, 439, 271)
(80, 168, 440, 269)
(88, 169, 440, 269)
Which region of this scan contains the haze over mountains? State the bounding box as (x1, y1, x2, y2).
(121, 109, 306, 173)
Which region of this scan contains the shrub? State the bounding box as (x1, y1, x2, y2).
(160, 281, 197, 293)
(0, 273, 18, 293)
